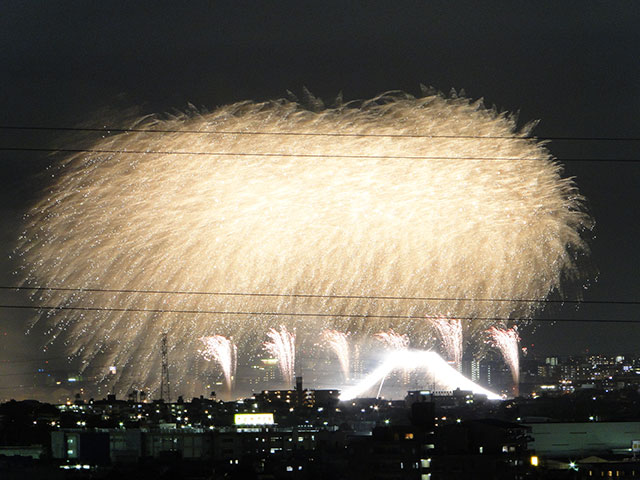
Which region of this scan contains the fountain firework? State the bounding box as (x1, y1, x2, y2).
(488, 326, 521, 395)
(430, 317, 463, 369)
(323, 330, 350, 381)
(199, 335, 237, 393)
(264, 326, 296, 387)
(18, 88, 591, 395)
(375, 330, 410, 350)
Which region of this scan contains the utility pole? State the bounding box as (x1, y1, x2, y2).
(160, 333, 171, 403)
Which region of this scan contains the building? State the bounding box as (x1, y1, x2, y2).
(526, 421, 640, 457)
(435, 419, 532, 480)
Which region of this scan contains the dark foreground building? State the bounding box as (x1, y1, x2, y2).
(5, 386, 640, 478)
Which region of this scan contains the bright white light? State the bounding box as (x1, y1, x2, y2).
(339, 349, 500, 401)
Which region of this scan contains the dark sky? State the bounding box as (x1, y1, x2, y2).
(1, 1, 640, 397)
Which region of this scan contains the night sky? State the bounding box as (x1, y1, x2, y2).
(1, 2, 639, 398)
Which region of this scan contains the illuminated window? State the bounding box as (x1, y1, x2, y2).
(405, 433, 414, 440)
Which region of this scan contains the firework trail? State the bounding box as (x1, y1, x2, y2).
(264, 326, 296, 386)
(375, 330, 410, 351)
(489, 326, 520, 396)
(323, 329, 350, 381)
(199, 335, 237, 393)
(18, 89, 591, 395)
(430, 317, 463, 369)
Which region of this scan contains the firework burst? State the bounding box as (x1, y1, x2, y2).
(18, 89, 591, 395)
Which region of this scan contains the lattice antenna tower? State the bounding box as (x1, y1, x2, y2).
(160, 333, 171, 402)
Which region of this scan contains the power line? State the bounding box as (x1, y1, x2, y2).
(0, 384, 39, 391)
(0, 303, 637, 323)
(2, 124, 640, 142)
(0, 355, 68, 364)
(2, 285, 638, 306)
(1, 146, 638, 163)
(0, 365, 115, 378)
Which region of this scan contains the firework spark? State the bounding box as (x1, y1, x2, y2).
(489, 326, 520, 395)
(323, 330, 350, 381)
(18, 89, 591, 395)
(199, 335, 237, 393)
(430, 317, 463, 369)
(264, 326, 296, 387)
